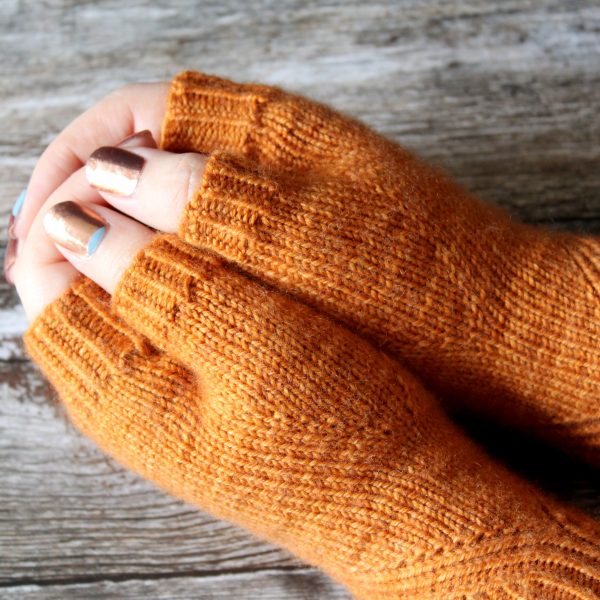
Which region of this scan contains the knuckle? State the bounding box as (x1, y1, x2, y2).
(109, 82, 136, 98)
(103, 82, 140, 109)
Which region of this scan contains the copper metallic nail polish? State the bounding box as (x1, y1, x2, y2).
(86, 146, 145, 196)
(117, 129, 157, 148)
(43, 201, 108, 257)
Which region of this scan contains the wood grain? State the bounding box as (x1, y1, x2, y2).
(0, 570, 349, 600)
(0, 0, 598, 598)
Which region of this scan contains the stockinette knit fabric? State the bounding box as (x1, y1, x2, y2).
(23, 234, 600, 599)
(159, 70, 600, 465)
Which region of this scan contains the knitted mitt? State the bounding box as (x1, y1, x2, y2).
(160, 70, 600, 464)
(24, 234, 600, 599)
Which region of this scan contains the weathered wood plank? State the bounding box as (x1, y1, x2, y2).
(1, 1, 599, 232)
(0, 281, 27, 361)
(0, 569, 351, 600)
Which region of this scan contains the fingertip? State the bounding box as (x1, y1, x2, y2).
(82, 145, 205, 235)
(43, 201, 155, 296)
(85, 146, 146, 197)
(42, 200, 110, 260)
(117, 129, 157, 149)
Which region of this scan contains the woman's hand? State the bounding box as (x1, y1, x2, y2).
(18, 153, 600, 600)
(12, 72, 600, 597)
(5, 81, 170, 284)
(11, 137, 197, 321)
(11, 69, 600, 467)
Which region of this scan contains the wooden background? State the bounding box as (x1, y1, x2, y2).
(1, 1, 599, 598)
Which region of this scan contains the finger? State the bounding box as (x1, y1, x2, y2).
(14, 82, 169, 242)
(14, 258, 80, 325)
(5, 130, 156, 288)
(42, 201, 156, 296)
(85, 146, 207, 233)
(12, 167, 102, 321)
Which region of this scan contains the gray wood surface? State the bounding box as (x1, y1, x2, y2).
(0, 569, 348, 600)
(1, 1, 599, 598)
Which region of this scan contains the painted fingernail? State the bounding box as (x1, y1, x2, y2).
(12, 188, 27, 218)
(4, 188, 27, 285)
(117, 129, 157, 148)
(43, 201, 108, 257)
(3, 235, 17, 285)
(86, 146, 145, 196)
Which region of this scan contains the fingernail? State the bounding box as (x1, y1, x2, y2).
(43, 201, 108, 257)
(4, 188, 27, 285)
(117, 129, 157, 148)
(3, 234, 17, 285)
(12, 188, 27, 218)
(86, 147, 145, 196)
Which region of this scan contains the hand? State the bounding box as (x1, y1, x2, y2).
(21, 197, 600, 600)
(14, 72, 600, 597)
(4, 80, 170, 284)
(77, 70, 597, 465)
(10, 68, 359, 320)
(12, 68, 600, 465)
(11, 133, 168, 321)
(19, 148, 600, 598)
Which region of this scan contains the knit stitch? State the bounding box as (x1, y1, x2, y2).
(24, 234, 600, 599)
(160, 70, 600, 464)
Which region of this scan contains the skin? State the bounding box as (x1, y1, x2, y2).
(9, 82, 210, 322)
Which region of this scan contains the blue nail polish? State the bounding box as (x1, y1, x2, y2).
(87, 226, 106, 255)
(12, 188, 27, 218)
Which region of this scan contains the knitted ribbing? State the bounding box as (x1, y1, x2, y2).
(24, 234, 600, 599)
(160, 70, 600, 464)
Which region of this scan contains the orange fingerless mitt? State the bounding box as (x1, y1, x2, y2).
(161, 70, 600, 464)
(24, 234, 600, 599)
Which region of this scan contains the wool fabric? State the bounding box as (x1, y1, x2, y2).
(24, 234, 600, 599)
(159, 70, 600, 464)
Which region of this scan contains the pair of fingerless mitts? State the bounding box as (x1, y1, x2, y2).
(24, 70, 600, 599)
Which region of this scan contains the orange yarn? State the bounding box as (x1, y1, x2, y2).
(159, 70, 600, 465)
(24, 235, 600, 598)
